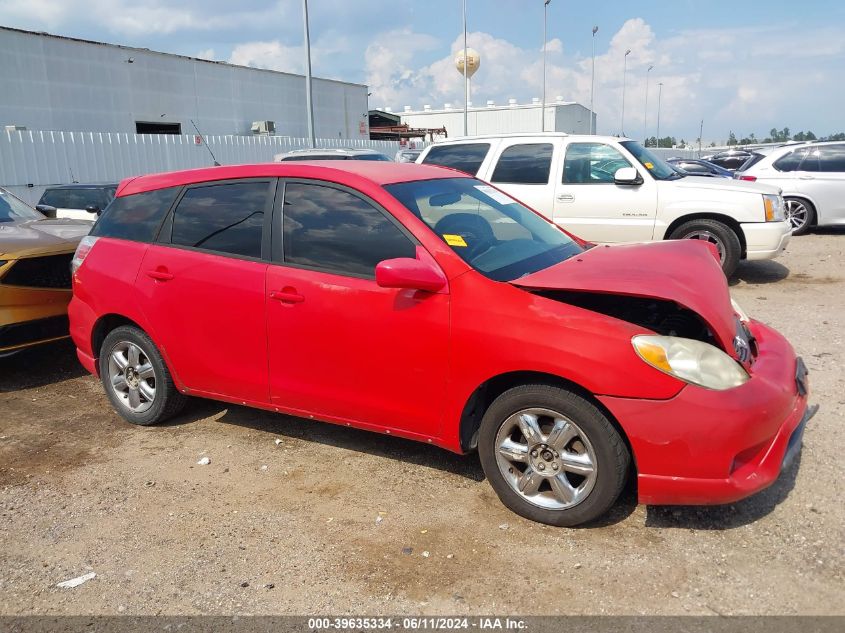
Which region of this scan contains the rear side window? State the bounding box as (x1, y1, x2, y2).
(39, 188, 109, 210)
(91, 187, 179, 243)
(282, 182, 415, 277)
(818, 145, 845, 172)
(422, 143, 490, 175)
(491, 143, 553, 184)
(170, 182, 268, 259)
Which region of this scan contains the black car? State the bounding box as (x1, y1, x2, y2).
(667, 158, 734, 178)
(700, 150, 752, 171)
(36, 183, 118, 220)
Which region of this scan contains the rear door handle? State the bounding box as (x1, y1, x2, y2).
(270, 290, 305, 304)
(799, 176, 815, 180)
(557, 193, 575, 202)
(146, 269, 174, 281)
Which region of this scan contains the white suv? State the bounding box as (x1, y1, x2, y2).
(417, 134, 791, 275)
(735, 141, 845, 235)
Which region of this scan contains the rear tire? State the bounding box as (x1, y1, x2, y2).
(99, 325, 187, 426)
(478, 384, 630, 527)
(669, 219, 741, 277)
(784, 197, 815, 235)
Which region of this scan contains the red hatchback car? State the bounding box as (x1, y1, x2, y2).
(69, 162, 810, 526)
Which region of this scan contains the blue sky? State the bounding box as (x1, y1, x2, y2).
(2, 0, 843, 142)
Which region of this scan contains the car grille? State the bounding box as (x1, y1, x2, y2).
(1, 253, 73, 289)
(0, 315, 70, 349)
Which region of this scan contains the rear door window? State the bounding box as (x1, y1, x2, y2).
(421, 143, 490, 175)
(169, 181, 271, 259)
(282, 182, 416, 277)
(491, 143, 553, 184)
(817, 145, 845, 172)
(91, 187, 180, 243)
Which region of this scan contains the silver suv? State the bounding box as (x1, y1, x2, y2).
(735, 142, 845, 234)
(274, 148, 391, 162)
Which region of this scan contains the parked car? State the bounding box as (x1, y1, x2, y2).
(36, 183, 117, 220)
(733, 142, 845, 235)
(274, 148, 391, 162)
(417, 134, 791, 276)
(700, 149, 753, 172)
(69, 162, 810, 526)
(0, 187, 92, 356)
(395, 149, 422, 163)
(668, 158, 734, 179)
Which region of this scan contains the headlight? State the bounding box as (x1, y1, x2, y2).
(763, 194, 785, 221)
(632, 335, 749, 390)
(730, 298, 750, 322)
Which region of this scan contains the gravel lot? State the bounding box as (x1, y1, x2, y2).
(1, 231, 843, 616)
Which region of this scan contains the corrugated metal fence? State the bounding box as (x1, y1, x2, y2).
(0, 130, 403, 205)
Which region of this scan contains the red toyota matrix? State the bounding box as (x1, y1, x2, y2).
(69, 162, 810, 526)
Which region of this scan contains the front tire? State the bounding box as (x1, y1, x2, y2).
(99, 325, 187, 426)
(669, 219, 741, 277)
(784, 197, 815, 235)
(478, 384, 630, 527)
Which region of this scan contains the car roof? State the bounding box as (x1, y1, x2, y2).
(280, 147, 383, 155)
(429, 132, 630, 144)
(117, 162, 467, 197)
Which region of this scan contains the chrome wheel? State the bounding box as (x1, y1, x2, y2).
(494, 408, 598, 510)
(785, 199, 810, 232)
(107, 341, 156, 413)
(681, 230, 725, 263)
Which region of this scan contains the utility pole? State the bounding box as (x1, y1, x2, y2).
(655, 82, 664, 148)
(620, 49, 631, 135)
(541, 0, 551, 132)
(590, 26, 598, 134)
(699, 119, 704, 157)
(463, 0, 469, 136)
(643, 65, 654, 144)
(302, 0, 315, 148)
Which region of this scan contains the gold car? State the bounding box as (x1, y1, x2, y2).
(0, 188, 92, 357)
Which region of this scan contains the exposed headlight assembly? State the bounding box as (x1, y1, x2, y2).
(763, 194, 785, 222)
(633, 335, 749, 390)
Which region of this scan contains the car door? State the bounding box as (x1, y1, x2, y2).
(553, 141, 657, 242)
(265, 180, 450, 438)
(136, 178, 275, 403)
(486, 141, 557, 219)
(797, 144, 845, 223)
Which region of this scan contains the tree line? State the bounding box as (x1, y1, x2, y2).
(726, 128, 845, 146)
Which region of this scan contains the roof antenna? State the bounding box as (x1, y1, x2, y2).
(190, 119, 221, 166)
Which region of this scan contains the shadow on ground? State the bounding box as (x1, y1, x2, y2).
(730, 259, 790, 286)
(0, 340, 86, 392)
(645, 452, 802, 530)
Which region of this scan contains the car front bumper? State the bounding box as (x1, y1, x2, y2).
(598, 320, 810, 506)
(742, 220, 792, 260)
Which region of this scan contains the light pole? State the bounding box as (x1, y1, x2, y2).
(541, 0, 551, 132)
(643, 64, 653, 144)
(302, 0, 315, 148)
(462, 0, 468, 136)
(656, 82, 664, 148)
(620, 49, 631, 135)
(590, 26, 598, 134)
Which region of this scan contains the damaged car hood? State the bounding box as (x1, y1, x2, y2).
(511, 240, 738, 351)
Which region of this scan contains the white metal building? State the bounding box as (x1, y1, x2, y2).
(0, 26, 370, 139)
(398, 99, 595, 138)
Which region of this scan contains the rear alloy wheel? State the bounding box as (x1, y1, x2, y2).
(99, 325, 187, 426)
(669, 219, 741, 277)
(784, 198, 815, 236)
(478, 385, 630, 527)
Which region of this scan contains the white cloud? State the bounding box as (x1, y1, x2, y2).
(229, 40, 306, 74)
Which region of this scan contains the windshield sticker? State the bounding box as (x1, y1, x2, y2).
(443, 234, 468, 247)
(474, 185, 514, 205)
(644, 162, 654, 169)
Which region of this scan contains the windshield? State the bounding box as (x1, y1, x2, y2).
(0, 188, 42, 222)
(355, 153, 392, 161)
(384, 178, 583, 282)
(620, 141, 682, 180)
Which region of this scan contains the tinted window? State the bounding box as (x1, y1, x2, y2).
(677, 162, 709, 174)
(280, 155, 346, 161)
(283, 183, 415, 277)
(422, 143, 490, 175)
(773, 150, 803, 172)
(491, 144, 553, 184)
(170, 182, 268, 258)
(355, 153, 392, 161)
(564, 143, 634, 183)
(818, 145, 845, 172)
(40, 188, 110, 210)
(91, 187, 179, 242)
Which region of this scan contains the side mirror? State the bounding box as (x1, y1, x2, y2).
(614, 167, 642, 185)
(35, 204, 57, 218)
(85, 204, 101, 215)
(376, 249, 447, 293)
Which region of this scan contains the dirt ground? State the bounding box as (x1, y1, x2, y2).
(1, 231, 843, 616)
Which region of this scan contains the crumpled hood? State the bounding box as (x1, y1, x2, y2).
(511, 240, 738, 351)
(0, 219, 92, 259)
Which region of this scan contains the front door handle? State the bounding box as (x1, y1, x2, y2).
(146, 269, 174, 281)
(557, 193, 575, 202)
(270, 289, 305, 304)
(799, 175, 815, 180)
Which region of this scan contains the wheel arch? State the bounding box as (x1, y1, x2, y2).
(457, 370, 635, 470)
(663, 213, 747, 257)
(91, 313, 146, 359)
